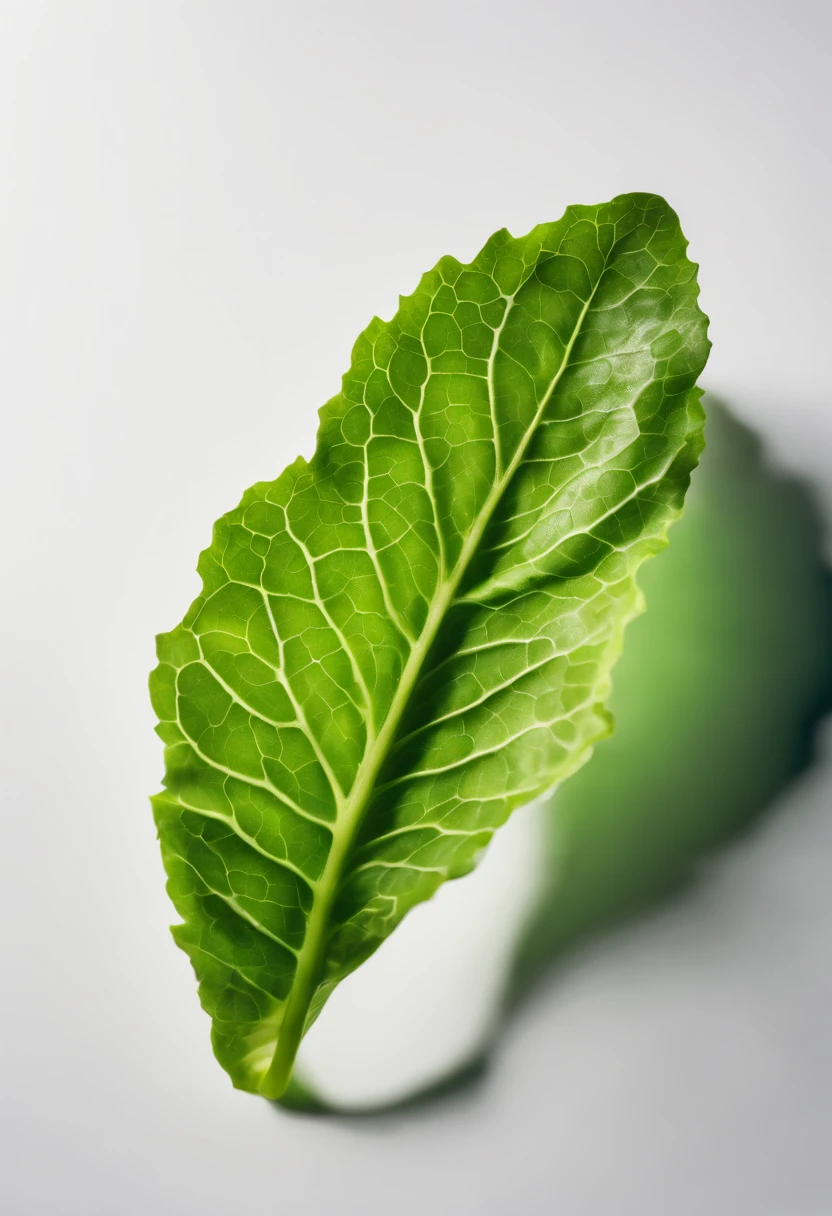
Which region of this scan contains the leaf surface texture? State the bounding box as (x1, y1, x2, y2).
(150, 193, 710, 1097)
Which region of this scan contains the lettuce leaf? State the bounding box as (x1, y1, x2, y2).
(149, 193, 710, 1098)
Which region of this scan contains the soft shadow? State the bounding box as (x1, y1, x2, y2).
(276, 1055, 489, 1120)
(277, 401, 832, 1121)
(508, 401, 832, 1003)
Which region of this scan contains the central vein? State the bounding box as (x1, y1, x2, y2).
(259, 259, 604, 1100)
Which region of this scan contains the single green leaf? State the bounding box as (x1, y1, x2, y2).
(150, 192, 710, 1099)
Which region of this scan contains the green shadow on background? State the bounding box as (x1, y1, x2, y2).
(279, 401, 832, 1119)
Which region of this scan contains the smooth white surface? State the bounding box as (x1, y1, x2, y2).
(1, 2, 831, 1213)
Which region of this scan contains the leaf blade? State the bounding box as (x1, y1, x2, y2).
(151, 192, 710, 1097)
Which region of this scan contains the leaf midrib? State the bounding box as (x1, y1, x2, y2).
(259, 250, 608, 1099)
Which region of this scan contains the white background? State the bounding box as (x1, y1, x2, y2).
(1, 2, 831, 1212)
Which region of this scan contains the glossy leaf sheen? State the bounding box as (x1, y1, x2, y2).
(150, 193, 710, 1097)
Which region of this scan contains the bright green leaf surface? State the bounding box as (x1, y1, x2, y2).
(150, 193, 710, 1098)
